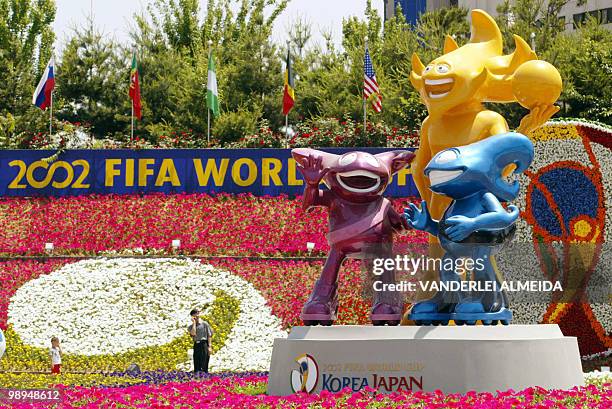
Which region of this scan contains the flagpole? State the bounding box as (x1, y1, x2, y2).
(363, 92, 366, 135)
(49, 91, 53, 137)
(49, 50, 54, 137)
(131, 101, 134, 143)
(285, 40, 291, 149)
(285, 115, 289, 148)
(207, 40, 213, 146)
(130, 48, 135, 144)
(363, 36, 368, 135)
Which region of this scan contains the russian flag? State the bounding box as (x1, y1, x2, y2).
(32, 56, 55, 110)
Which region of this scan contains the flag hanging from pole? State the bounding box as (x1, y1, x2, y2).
(282, 47, 295, 116)
(207, 50, 220, 118)
(363, 47, 382, 113)
(33, 56, 55, 110)
(129, 52, 142, 120)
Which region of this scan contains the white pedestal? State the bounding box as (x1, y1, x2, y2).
(267, 324, 583, 396)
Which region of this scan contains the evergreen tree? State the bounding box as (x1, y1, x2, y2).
(129, 0, 288, 144)
(0, 0, 56, 144)
(58, 19, 127, 138)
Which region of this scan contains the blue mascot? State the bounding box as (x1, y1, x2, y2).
(404, 132, 534, 326)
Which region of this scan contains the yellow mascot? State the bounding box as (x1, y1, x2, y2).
(405, 9, 562, 324)
(410, 9, 562, 224)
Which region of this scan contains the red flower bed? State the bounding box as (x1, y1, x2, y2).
(210, 259, 371, 329)
(0, 194, 426, 256)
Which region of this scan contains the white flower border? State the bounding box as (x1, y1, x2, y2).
(546, 119, 611, 133)
(8, 258, 287, 372)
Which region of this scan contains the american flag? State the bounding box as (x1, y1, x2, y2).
(363, 47, 382, 112)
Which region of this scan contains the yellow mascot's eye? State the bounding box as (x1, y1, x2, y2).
(436, 64, 450, 74)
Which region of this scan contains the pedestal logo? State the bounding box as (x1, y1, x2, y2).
(290, 354, 319, 393)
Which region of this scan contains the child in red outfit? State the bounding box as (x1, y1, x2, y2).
(50, 337, 62, 374)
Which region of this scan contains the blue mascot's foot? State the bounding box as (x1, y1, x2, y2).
(453, 301, 512, 325)
(408, 299, 454, 326)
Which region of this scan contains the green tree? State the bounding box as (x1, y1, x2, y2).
(0, 0, 56, 144)
(495, 0, 569, 55)
(2, 0, 610, 147)
(292, 0, 383, 125)
(552, 19, 611, 123)
(294, 2, 462, 130)
(493, 0, 611, 126)
(287, 14, 312, 58)
(415, 6, 469, 59)
(57, 20, 127, 137)
(128, 0, 289, 144)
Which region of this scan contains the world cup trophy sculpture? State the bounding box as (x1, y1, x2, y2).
(405, 9, 562, 325)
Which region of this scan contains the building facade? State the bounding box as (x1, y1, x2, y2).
(383, 0, 612, 31)
(384, 1, 458, 23)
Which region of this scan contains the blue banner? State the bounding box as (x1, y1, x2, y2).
(0, 148, 418, 197)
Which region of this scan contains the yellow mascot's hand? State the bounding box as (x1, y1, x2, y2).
(517, 104, 560, 135)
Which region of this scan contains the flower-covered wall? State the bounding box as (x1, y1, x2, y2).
(512, 120, 612, 364)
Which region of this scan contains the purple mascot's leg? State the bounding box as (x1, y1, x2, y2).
(301, 248, 345, 326)
(367, 246, 403, 326)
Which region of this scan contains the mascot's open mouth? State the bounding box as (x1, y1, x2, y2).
(424, 78, 454, 99)
(428, 169, 463, 186)
(336, 170, 381, 193)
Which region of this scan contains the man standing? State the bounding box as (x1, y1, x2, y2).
(0, 329, 6, 360)
(188, 308, 213, 374)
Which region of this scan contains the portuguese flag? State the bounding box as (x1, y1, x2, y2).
(282, 47, 295, 116)
(129, 52, 142, 120)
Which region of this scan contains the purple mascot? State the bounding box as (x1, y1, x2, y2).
(292, 149, 415, 326)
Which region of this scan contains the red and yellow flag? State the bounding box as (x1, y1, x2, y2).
(129, 53, 142, 120)
(282, 48, 295, 116)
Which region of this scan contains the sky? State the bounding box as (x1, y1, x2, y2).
(53, 0, 385, 51)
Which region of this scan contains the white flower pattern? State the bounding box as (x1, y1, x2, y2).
(8, 258, 287, 372)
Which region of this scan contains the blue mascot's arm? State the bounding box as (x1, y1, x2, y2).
(476, 192, 519, 228)
(445, 193, 518, 235)
(403, 201, 439, 236)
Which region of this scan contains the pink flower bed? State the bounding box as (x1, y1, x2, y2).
(0, 194, 426, 256)
(210, 259, 370, 329)
(3, 375, 610, 409)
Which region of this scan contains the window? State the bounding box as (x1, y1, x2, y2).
(573, 12, 585, 28)
(574, 8, 612, 27)
(558, 15, 566, 30)
(588, 10, 601, 22)
(605, 8, 612, 24)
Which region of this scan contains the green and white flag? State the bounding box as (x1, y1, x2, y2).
(207, 51, 220, 117)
